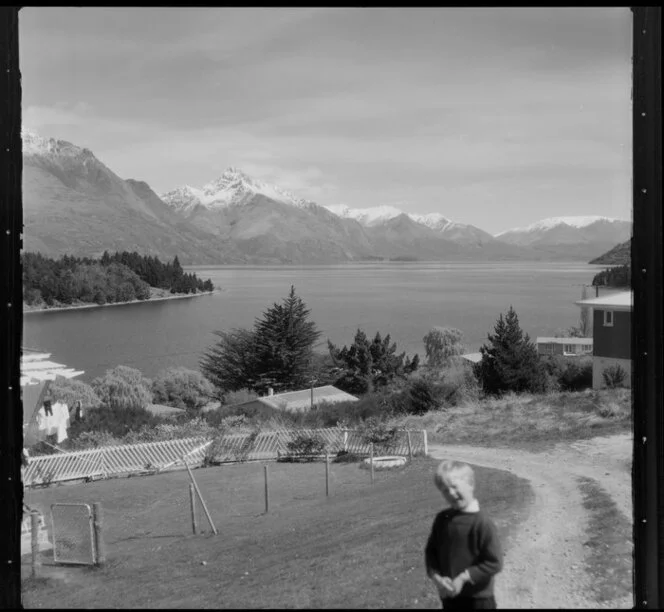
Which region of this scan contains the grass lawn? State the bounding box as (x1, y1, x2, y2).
(21, 457, 534, 609)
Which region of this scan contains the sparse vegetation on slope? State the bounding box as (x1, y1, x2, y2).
(391, 388, 631, 452)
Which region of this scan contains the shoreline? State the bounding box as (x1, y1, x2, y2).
(23, 289, 220, 315)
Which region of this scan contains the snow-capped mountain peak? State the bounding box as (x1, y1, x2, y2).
(409, 212, 454, 231)
(161, 167, 316, 213)
(496, 215, 626, 236)
(21, 127, 90, 159)
(323, 204, 406, 226)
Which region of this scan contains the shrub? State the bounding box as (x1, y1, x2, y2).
(408, 378, 438, 415)
(358, 416, 399, 454)
(283, 432, 326, 461)
(559, 357, 593, 391)
(602, 364, 627, 389)
(92, 365, 153, 410)
(542, 356, 593, 392)
(205, 400, 282, 427)
(438, 360, 480, 406)
(48, 377, 101, 411)
(67, 430, 124, 450)
(152, 367, 215, 412)
(333, 450, 363, 463)
(324, 394, 397, 426)
(68, 404, 162, 439)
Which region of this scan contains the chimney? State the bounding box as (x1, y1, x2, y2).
(267, 388, 274, 397)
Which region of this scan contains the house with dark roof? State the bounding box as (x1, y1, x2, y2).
(232, 385, 359, 414)
(576, 290, 632, 389)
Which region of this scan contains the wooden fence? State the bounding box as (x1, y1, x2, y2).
(22, 428, 428, 488)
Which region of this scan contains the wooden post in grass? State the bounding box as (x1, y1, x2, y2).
(264, 465, 269, 514)
(325, 452, 330, 497)
(183, 457, 217, 535)
(30, 511, 39, 578)
(407, 431, 413, 460)
(189, 484, 197, 535)
(422, 429, 428, 456)
(92, 502, 106, 566)
(370, 443, 375, 485)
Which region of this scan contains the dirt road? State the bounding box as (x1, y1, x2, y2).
(428, 433, 633, 609)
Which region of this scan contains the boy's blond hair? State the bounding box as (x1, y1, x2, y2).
(434, 460, 475, 491)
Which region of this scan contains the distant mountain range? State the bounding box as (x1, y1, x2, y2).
(495, 216, 632, 261)
(21, 129, 632, 265)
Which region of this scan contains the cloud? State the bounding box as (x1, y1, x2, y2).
(19, 8, 632, 233)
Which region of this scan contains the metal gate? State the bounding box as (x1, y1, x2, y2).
(51, 503, 96, 565)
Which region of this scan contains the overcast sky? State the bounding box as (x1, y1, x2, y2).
(20, 7, 632, 234)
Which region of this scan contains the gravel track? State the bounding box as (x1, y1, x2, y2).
(428, 433, 633, 609)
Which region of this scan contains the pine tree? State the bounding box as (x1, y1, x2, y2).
(328, 328, 420, 394)
(200, 286, 320, 396)
(474, 306, 547, 396)
(200, 328, 261, 395)
(328, 329, 374, 394)
(253, 286, 321, 393)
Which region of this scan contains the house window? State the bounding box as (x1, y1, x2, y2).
(603, 310, 614, 327)
(582, 344, 593, 352)
(564, 344, 574, 354)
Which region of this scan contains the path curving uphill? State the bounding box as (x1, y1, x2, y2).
(428, 433, 633, 609)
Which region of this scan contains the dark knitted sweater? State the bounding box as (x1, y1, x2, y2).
(425, 508, 503, 599)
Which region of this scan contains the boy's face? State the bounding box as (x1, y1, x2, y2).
(439, 471, 475, 510)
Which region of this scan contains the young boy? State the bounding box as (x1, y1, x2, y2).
(425, 460, 503, 610)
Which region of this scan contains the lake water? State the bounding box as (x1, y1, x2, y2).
(23, 262, 599, 383)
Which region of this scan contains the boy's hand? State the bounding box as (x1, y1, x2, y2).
(450, 570, 471, 595)
(431, 574, 456, 599)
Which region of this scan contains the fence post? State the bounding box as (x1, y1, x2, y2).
(100, 449, 108, 479)
(370, 443, 375, 485)
(183, 457, 217, 535)
(407, 431, 413, 460)
(343, 430, 348, 452)
(92, 502, 106, 566)
(325, 453, 330, 497)
(264, 465, 269, 514)
(422, 429, 428, 456)
(30, 511, 40, 578)
(189, 484, 197, 535)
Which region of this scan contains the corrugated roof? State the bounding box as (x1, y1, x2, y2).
(576, 291, 632, 310)
(256, 385, 359, 412)
(537, 337, 593, 345)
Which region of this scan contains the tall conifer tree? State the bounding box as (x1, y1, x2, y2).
(474, 306, 547, 395)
